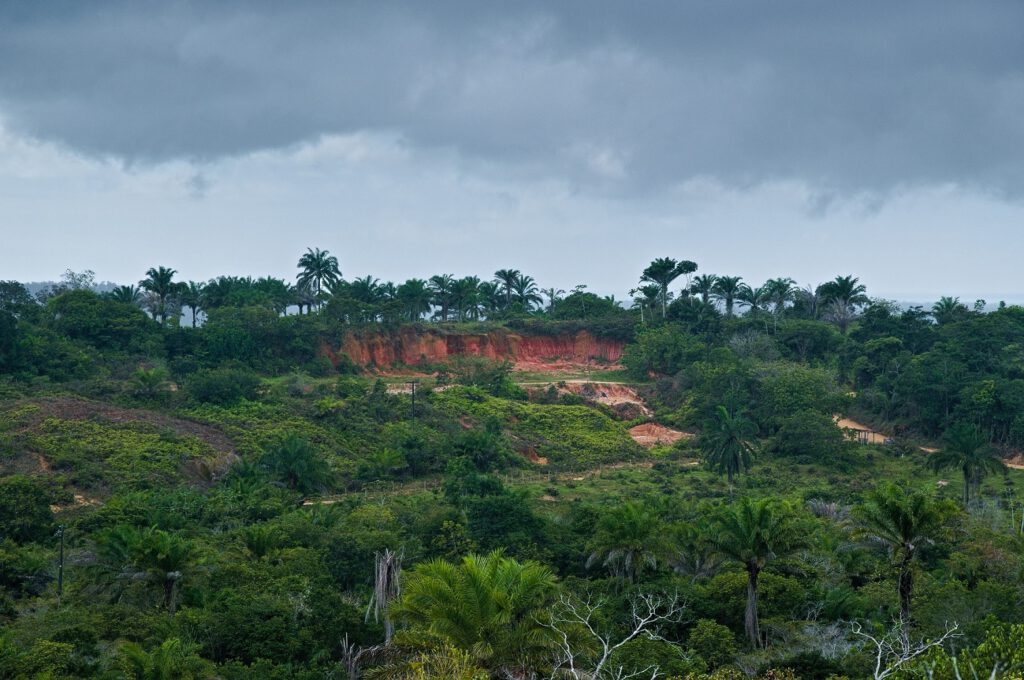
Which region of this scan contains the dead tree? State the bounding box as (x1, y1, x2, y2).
(544, 591, 687, 680)
(851, 619, 960, 680)
(366, 548, 403, 644)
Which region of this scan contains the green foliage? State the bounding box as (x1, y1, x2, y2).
(29, 417, 214, 491)
(769, 410, 849, 462)
(184, 366, 261, 405)
(0, 475, 54, 543)
(623, 325, 704, 379)
(390, 551, 559, 676)
(260, 434, 331, 494)
(687, 619, 738, 669)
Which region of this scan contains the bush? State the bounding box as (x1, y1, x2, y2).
(687, 619, 738, 669)
(0, 476, 54, 544)
(185, 367, 261, 405)
(769, 410, 849, 462)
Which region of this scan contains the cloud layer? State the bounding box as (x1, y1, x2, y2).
(2, 1, 1023, 194)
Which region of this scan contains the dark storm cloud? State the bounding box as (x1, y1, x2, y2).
(1, 1, 1022, 193)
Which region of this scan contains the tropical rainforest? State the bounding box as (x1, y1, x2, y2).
(1, 251, 1023, 679)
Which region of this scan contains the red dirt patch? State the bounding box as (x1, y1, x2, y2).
(628, 423, 694, 447)
(522, 447, 549, 465)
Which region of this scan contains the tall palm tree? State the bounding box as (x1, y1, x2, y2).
(292, 282, 318, 315)
(429, 274, 456, 321)
(179, 281, 204, 327)
(389, 551, 559, 677)
(451, 276, 482, 321)
(929, 422, 1006, 508)
(700, 405, 758, 487)
(108, 284, 143, 306)
(736, 283, 769, 316)
(540, 287, 565, 313)
(629, 284, 662, 324)
(586, 502, 666, 582)
(763, 277, 796, 316)
(818, 275, 868, 308)
(853, 485, 947, 624)
(350, 275, 385, 305)
(477, 281, 504, 319)
(931, 296, 968, 325)
(712, 276, 744, 317)
(691, 274, 719, 305)
(493, 269, 522, 310)
(511, 273, 542, 312)
(139, 266, 179, 324)
(397, 279, 433, 321)
(714, 498, 802, 647)
(641, 257, 698, 318)
(296, 247, 342, 308)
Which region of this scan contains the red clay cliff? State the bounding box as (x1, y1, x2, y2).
(322, 327, 625, 370)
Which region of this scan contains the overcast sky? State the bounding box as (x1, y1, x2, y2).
(1, 1, 1023, 301)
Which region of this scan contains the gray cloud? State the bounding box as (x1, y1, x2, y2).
(1, 1, 1023, 196)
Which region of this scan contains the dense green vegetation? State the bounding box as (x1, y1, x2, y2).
(1, 256, 1023, 679)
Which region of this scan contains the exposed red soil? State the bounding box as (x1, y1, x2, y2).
(323, 328, 624, 372)
(521, 447, 549, 465)
(628, 423, 694, 447)
(834, 417, 890, 445)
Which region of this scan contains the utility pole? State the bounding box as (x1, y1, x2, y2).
(408, 380, 418, 420)
(56, 525, 65, 606)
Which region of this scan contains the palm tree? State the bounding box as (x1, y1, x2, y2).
(853, 485, 947, 624)
(736, 283, 769, 316)
(350, 275, 385, 305)
(296, 247, 342, 308)
(429, 274, 456, 321)
(712, 276, 744, 317)
(818, 275, 868, 308)
(139, 266, 179, 324)
(641, 258, 698, 318)
(397, 279, 433, 321)
(629, 284, 662, 324)
(691, 274, 719, 305)
(540, 287, 564, 313)
(179, 281, 204, 327)
(93, 525, 197, 614)
(714, 498, 802, 647)
(261, 434, 330, 495)
(511, 273, 542, 312)
(108, 284, 143, 306)
(451, 276, 482, 321)
(389, 550, 559, 677)
(763, 277, 795, 315)
(668, 520, 722, 582)
(931, 296, 969, 325)
(477, 281, 504, 319)
(586, 502, 666, 582)
(118, 638, 212, 679)
(292, 282, 318, 315)
(700, 405, 758, 487)
(493, 269, 521, 310)
(929, 423, 1006, 508)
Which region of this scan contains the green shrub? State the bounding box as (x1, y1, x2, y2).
(687, 619, 738, 669)
(0, 476, 54, 543)
(185, 367, 261, 405)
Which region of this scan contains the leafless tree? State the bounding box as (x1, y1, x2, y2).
(366, 549, 403, 643)
(851, 619, 960, 680)
(544, 591, 687, 680)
